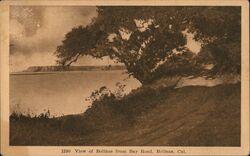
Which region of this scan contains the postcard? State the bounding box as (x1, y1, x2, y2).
(0, 0, 249, 155)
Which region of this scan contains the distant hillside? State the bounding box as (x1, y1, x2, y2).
(23, 65, 126, 72)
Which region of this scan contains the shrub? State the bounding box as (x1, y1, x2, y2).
(60, 115, 77, 132)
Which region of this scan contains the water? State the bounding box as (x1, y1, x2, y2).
(10, 71, 141, 116)
(10, 71, 239, 117)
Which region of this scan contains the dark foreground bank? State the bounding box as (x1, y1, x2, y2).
(10, 83, 240, 146)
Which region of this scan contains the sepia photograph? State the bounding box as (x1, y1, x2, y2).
(1, 0, 249, 155)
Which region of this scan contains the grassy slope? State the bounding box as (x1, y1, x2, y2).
(10, 83, 240, 146)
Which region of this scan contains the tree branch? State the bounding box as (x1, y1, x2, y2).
(66, 53, 81, 66)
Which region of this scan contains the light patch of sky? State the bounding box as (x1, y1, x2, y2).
(134, 19, 154, 32)
(118, 28, 132, 40)
(107, 33, 117, 42)
(183, 30, 202, 54)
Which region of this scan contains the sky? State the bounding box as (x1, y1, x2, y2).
(10, 6, 201, 72)
(10, 6, 103, 72)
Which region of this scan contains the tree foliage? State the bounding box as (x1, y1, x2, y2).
(55, 6, 241, 84)
(188, 7, 241, 76)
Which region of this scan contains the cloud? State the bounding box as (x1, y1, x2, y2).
(10, 6, 97, 72)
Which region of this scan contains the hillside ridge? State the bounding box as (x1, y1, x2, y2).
(23, 65, 126, 72)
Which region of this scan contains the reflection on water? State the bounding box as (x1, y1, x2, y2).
(10, 71, 141, 116)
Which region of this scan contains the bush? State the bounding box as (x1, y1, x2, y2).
(81, 85, 162, 133)
(10, 109, 51, 123)
(60, 115, 78, 132)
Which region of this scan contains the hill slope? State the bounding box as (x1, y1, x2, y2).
(10, 83, 240, 146)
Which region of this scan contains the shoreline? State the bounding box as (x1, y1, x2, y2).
(10, 69, 127, 75)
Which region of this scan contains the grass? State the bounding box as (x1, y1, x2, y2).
(10, 83, 240, 146)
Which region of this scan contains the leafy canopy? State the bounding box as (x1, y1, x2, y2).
(55, 6, 240, 84)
